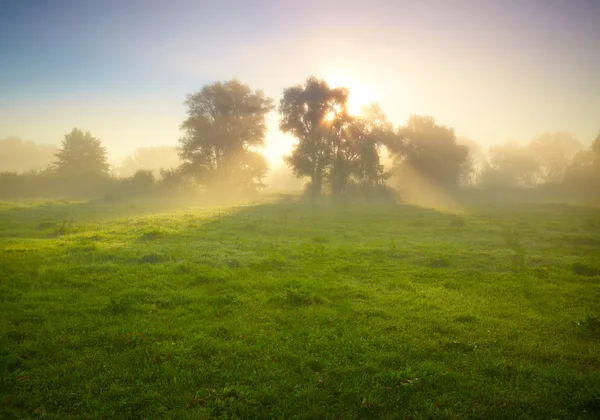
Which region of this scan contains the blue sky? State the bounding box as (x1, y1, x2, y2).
(1, 0, 599, 163)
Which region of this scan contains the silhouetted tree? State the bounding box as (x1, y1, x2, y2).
(0, 137, 57, 173)
(54, 129, 109, 176)
(280, 77, 390, 196)
(279, 77, 347, 195)
(328, 104, 392, 193)
(178, 80, 273, 191)
(527, 132, 582, 183)
(388, 116, 468, 189)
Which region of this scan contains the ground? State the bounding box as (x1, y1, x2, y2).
(1, 194, 599, 419)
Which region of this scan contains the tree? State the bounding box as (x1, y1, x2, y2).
(388, 116, 468, 189)
(527, 132, 582, 183)
(280, 77, 390, 196)
(564, 131, 600, 186)
(479, 141, 540, 188)
(592, 131, 600, 156)
(178, 80, 273, 191)
(115, 146, 180, 177)
(328, 104, 392, 194)
(564, 149, 595, 183)
(456, 137, 484, 187)
(54, 129, 109, 176)
(0, 137, 57, 173)
(279, 77, 347, 195)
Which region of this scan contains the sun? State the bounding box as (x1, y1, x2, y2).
(325, 74, 377, 116)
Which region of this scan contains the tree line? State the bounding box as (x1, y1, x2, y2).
(1, 77, 599, 199)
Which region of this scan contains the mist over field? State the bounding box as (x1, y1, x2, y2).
(1, 1, 599, 418)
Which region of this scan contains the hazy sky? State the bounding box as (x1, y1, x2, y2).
(1, 0, 599, 164)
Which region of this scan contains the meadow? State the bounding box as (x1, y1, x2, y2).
(0, 194, 599, 419)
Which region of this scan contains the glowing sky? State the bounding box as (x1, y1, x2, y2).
(1, 0, 599, 165)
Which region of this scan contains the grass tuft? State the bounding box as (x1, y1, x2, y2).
(139, 253, 163, 264)
(571, 261, 599, 276)
(36, 221, 57, 230)
(426, 255, 451, 268)
(138, 230, 163, 241)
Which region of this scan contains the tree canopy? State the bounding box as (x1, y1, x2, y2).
(54, 129, 109, 177)
(280, 77, 347, 195)
(178, 80, 274, 191)
(389, 116, 468, 189)
(115, 146, 181, 178)
(0, 137, 57, 173)
(280, 77, 391, 196)
(479, 141, 540, 188)
(527, 132, 582, 183)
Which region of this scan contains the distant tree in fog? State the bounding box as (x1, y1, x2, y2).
(479, 142, 540, 188)
(527, 132, 582, 183)
(115, 146, 180, 177)
(178, 80, 273, 191)
(54, 129, 109, 176)
(593, 131, 600, 177)
(457, 137, 485, 187)
(387, 116, 468, 189)
(0, 137, 57, 173)
(564, 131, 600, 186)
(592, 131, 600, 156)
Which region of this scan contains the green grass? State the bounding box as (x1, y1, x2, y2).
(1, 195, 599, 419)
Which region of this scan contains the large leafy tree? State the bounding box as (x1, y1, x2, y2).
(178, 80, 273, 191)
(279, 77, 347, 195)
(328, 104, 392, 194)
(54, 128, 109, 176)
(280, 77, 389, 195)
(388, 116, 468, 189)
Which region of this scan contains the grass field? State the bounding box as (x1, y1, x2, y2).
(1, 194, 599, 419)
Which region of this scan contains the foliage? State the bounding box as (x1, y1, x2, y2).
(479, 141, 540, 188)
(178, 80, 273, 192)
(0, 137, 56, 173)
(0, 169, 115, 199)
(328, 104, 393, 194)
(389, 115, 469, 189)
(280, 77, 391, 196)
(54, 128, 109, 177)
(559, 131, 600, 191)
(528, 132, 583, 183)
(456, 137, 485, 187)
(115, 146, 181, 177)
(158, 167, 195, 192)
(118, 169, 156, 195)
(280, 77, 347, 195)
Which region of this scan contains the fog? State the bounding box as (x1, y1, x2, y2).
(0, 1, 598, 203)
